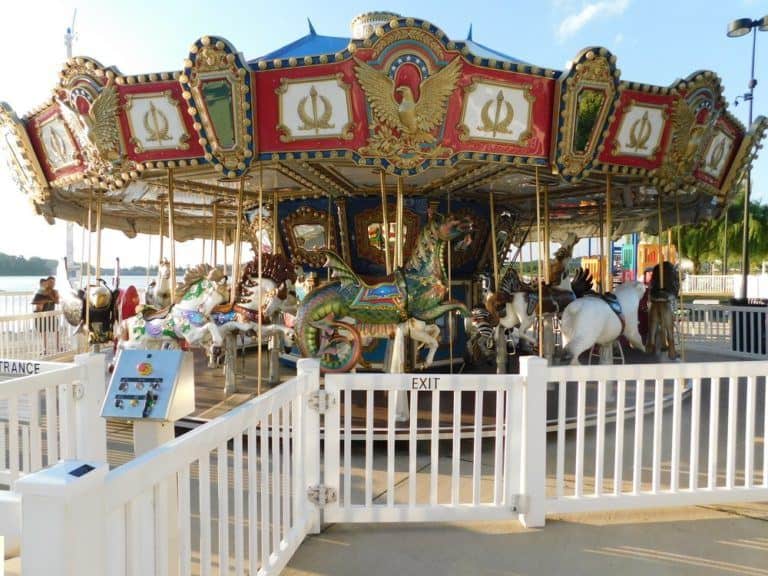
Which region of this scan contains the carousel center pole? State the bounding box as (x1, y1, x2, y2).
(85, 191, 93, 351)
(327, 193, 333, 281)
(534, 167, 544, 357)
(605, 175, 613, 292)
(167, 168, 176, 302)
(379, 170, 392, 274)
(543, 185, 550, 284)
(159, 203, 164, 263)
(231, 178, 245, 306)
(273, 185, 280, 255)
(598, 202, 604, 294)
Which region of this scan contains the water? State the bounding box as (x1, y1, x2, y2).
(0, 275, 151, 293)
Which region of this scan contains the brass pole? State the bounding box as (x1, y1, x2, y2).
(257, 168, 263, 396)
(379, 171, 392, 274)
(535, 167, 544, 356)
(489, 190, 499, 290)
(85, 191, 93, 345)
(232, 177, 245, 305)
(223, 228, 229, 277)
(598, 202, 604, 294)
(159, 204, 164, 262)
(658, 192, 665, 288)
(675, 188, 684, 360)
(400, 176, 403, 267)
(95, 193, 102, 280)
(447, 192, 453, 373)
(211, 203, 218, 266)
(167, 168, 177, 302)
(327, 194, 332, 282)
(201, 239, 206, 264)
(273, 189, 280, 255)
(543, 185, 550, 284)
(605, 175, 613, 292)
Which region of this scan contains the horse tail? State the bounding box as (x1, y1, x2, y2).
(294, 282, 347, 359)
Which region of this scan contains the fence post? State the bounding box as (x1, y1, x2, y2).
(74, 353, 108, 463)
(297, 358, 321, 534)
(519, 356, 547, 528)
(15, 460, 108, 576)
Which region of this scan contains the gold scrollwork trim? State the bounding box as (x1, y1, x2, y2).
(276, 73, 354, 143)
(369, 27, 446, 59)
(457, 78, 535, 145)
(281, 205, 336, 268)
(124, 90, 190, 154)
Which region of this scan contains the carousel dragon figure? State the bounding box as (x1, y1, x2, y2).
(295, 212, 473, 373)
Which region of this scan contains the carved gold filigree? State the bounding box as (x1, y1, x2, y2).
(353, 205, 419, 265)
(368, 27, 445, 59)
(282, 205, 337, 267)
(125, 91, 191, 154)
(720, 117, 767, 200)
(457, 79, 535, 145)
(0, 102, 49, 202)
(557, 51, 617, 179)
(38, 114, 79, 172)
(276, 74, 354, 142)
(355, 55, 461, 169)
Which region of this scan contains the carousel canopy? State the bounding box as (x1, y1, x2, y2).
(0, 11, 766, 246)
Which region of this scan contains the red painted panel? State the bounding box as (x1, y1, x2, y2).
(597, 90, 675, 170)
(693, 115, 743, 189)
(255, 60, 370, 153)
(25, 105, 85, 183)
(117, 82, 206, 162)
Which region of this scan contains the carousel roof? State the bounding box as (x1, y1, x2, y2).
(0, 11, 765, 247)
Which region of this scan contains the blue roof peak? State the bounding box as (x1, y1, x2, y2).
(307, 18, 316, 36)
(466, 24, 473, 41)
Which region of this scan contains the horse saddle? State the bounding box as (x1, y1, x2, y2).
(351, 280, 406, 313)
(524, 287, 576, 317)
(138, 305, 172, 321)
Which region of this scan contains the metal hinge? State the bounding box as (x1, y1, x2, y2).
(308, 390, 335, 413)
(307, 484, 338, 507)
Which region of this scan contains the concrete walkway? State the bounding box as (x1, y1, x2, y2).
(286, 503, 768, 576)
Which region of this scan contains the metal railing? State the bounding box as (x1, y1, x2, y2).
(0, 310, 74, 360)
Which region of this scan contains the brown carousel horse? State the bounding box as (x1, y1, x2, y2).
(646, 261, 679, 359)
(209, 253, 298, 352)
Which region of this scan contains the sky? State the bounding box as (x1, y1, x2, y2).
(0, 0, 767, 266)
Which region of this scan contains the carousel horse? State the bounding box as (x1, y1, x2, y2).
(646, 261, 679, 359)
(560, 281, 646, 365)
(117, 264, 228, 351)
(58, 258, 122, 345)
(295, 212, 474, 373)
(210, 253, 297, 349)
(144, 258, 172, 309)
(484, 234, 586, 347)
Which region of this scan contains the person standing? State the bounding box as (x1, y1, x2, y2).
(31, 276, 59, 354)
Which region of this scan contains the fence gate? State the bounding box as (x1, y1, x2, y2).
(321, 371, 536, 524)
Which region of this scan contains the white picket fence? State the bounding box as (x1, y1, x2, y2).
(0, 310, 74, 360)
(682, 302, 768, 358)
(13, 357, 768, 576)
(543, 361, 767, 514)
(682, 274, 735, 296)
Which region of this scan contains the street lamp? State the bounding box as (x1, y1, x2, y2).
(727, 15, 768, 302)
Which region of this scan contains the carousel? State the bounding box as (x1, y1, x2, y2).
(0, 11, 766, 396)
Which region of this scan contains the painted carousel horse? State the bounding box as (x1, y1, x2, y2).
(560, 281, 646, 365)
(210, 253, 297, 348)
(58, 258, 122, 345)
(144, 258, 172, 309)
(484, 234, 586, 347)
(646, 261, 679, 359)
(295, 212, 473, 373)
(117, 264, 228, 351)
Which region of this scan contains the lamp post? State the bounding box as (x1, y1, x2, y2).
(727, 15, 767, 302)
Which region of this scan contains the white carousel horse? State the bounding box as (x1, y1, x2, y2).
(145, 258, 172, 309)
(560, 281, 646, 365)
(117, 265, 228, 351)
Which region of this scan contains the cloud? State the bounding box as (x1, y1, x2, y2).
(614, 32, 624, 45)
(557, 0, 630, 42)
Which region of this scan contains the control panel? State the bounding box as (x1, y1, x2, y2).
(101, 350, 194, 421)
